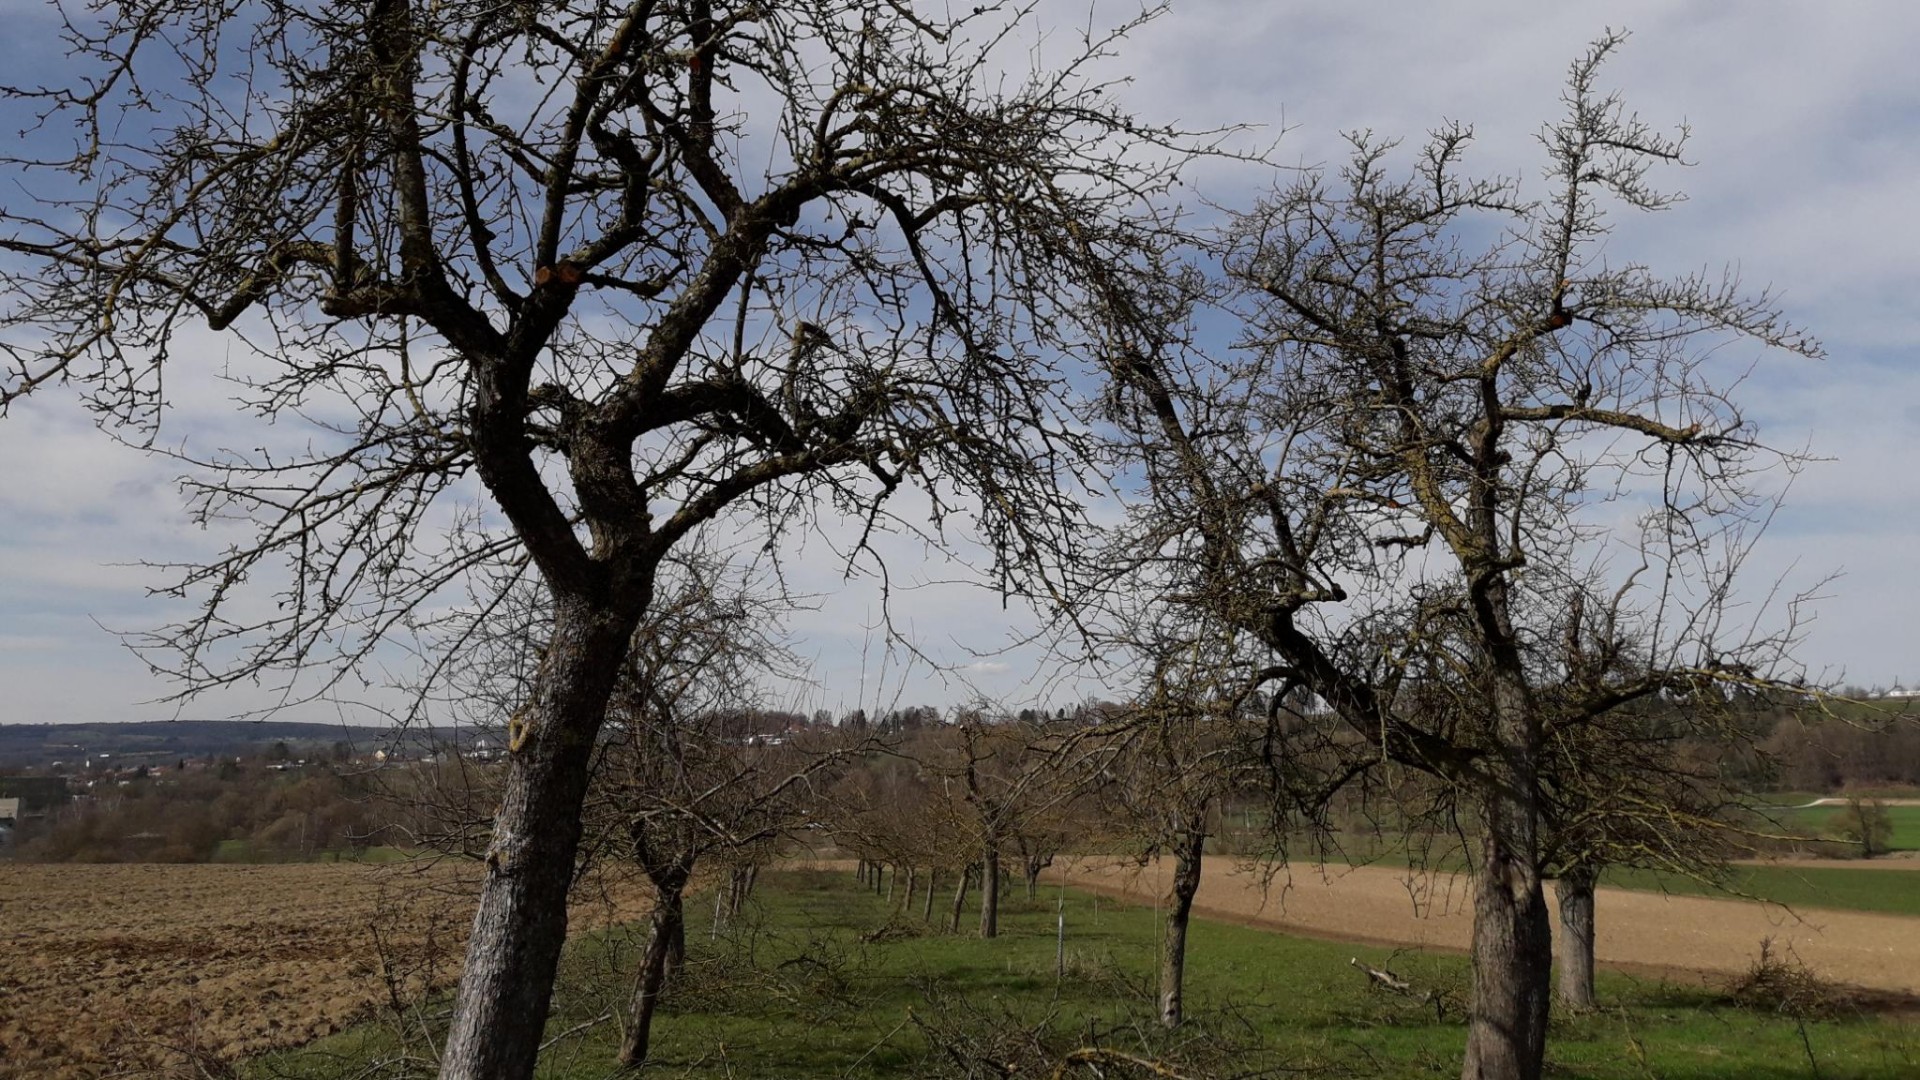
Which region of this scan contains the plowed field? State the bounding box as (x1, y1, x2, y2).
(0, 861, 646, 1080)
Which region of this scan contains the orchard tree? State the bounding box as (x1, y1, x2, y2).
(1531, 584, 1783, 1012)
(596, 627, 833, 1065)
(1100, 659, 1247, 1029)
(1096, 35, 1818, 1080)
(0, 3, 1209, 1077)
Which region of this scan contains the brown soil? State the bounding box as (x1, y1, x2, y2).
(1047, 857, 1920, 997)
(0, 861, 648, 1080)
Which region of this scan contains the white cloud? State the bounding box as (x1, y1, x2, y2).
(3, 1, 1917, 725)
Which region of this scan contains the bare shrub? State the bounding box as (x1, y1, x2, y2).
(1729, 938, 1853, 1020)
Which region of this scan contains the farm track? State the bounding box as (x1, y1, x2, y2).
(0, 862, 649, 1080)
(1046, 857, 1920, 998)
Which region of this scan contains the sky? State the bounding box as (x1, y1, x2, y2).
(1, 1, 1916, 727)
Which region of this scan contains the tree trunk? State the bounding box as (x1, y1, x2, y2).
(1455, 574, 1553, 1080)
(979, 844, 1000, 939)
(1462, 825, 1552, 1080)
(617, 890, 684, 1066)
(1460, 681, 1551, 1080)
(885, 863, 896, 904)
(1160, 818, 1207, 1028)
(1024, 853, 1049, 900)
(440, 599, 637, 1080)
(663, 890, 686, 978)
(902, 865, 916, 911)
(923, 869, 937, 922)
(1555, 864, 1598, 1011)
(948, 863, 973, 933)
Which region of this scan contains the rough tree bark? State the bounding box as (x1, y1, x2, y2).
(1461, 673, 1552, 1080)
(1463, 828, 1553, 1079)
(618, 892, 687, 1066)
(1159, 818, 1208, 1028)
(443, 599, 642, 1079)
(1555, 865, 1599, 1011)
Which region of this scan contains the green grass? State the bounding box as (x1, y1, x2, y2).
(1603, 864, 1920, 917)
(1889, 808, 1920, 850)
(249, 870, 1920, 1080)
(1755, 803, 1920, 853)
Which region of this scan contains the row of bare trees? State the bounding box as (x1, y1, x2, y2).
(0, 2, 1841, 1077)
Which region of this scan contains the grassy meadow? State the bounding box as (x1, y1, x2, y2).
(1763, 803, 1920, 853)
(1603, 863, 1920, 917)
(250, 869, 1919, 1080)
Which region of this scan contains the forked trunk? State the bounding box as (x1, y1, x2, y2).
(979, 845, 1001, 938)
(1023, 853, 1049, 899)
(1159, 819, 1207, 1028)
(617, 892, 684, 1066)
(440, 599, 637, 1080)
(1555, 864, 1598, 1011)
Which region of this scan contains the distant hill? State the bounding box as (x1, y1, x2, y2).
(0, 720, 481, 769)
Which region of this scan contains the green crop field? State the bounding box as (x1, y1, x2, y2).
(252, 870, 1919, 1080)
(1755, 802, 1920, 853)
(1603, 864, 1920, 917)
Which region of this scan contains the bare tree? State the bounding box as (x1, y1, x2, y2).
(598, 698, 841, 1067)
(948, 714, 1073, 940)
(0, 4, 1210, 1077)
(1106, 694, 1237, 1028)
(1068, 610, 1265, 1028)
(1094, 35, 1819, 1080)
(1533, 586, 1778, 1012)
(584, 547, 803, 1066)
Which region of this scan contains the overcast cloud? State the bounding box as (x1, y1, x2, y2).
(2, 1, 1915, 726)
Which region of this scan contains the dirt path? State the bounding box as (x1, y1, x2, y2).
(1045, 857, 1920, 996)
